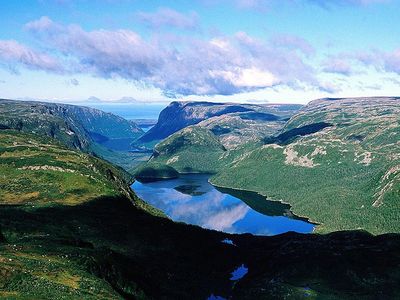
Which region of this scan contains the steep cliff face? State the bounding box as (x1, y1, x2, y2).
(137, 101, 302, 144)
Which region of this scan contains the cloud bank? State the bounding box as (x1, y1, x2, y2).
(17, 16, 318, 96)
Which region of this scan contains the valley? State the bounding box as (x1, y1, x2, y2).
(144, 97, 400, 234)
(0, 97, 400, 299)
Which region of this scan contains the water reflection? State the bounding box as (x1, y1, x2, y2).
(230, 264, 248, 281)
(131, 174, 314, 235)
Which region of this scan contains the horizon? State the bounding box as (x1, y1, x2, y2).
(2, 1, 400, 104)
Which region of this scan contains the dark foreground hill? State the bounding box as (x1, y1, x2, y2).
(1, 129, 400, 299)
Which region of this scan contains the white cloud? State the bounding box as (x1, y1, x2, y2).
(23, 17, 317, 96)
(211, 67, 278, 88)
(0, 39, 62, 73)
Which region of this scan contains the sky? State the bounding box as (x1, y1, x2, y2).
(1, 0, 400, 104)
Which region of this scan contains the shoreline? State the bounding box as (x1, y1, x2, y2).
(207, 176, 322, 232)
(132, 171, 319, 235)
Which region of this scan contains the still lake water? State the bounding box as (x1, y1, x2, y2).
(132, 174, 314, 235)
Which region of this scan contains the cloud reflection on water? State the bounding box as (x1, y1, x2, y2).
(132, 174, 314, 235)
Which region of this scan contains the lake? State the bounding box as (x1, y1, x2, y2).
(131, 174, 314, 235)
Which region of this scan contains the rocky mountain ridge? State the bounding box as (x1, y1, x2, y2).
(137, 101, 302, 145)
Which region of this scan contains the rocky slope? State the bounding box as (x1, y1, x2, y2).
(197, 112, 285, 149)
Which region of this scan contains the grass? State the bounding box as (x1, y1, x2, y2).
(0, 131, 121, 206)
(0, 244, 122, 299)
(150, 126, 227, 173)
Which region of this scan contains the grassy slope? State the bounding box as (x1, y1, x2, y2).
(0, 99, 146, 172)
(0, 130, 140, 298)
(211, 97, 400, 234)
(1, 131, 400, 299)
(151, 126, 227, 173)
(0, 131, 117, 206)
(0, 130, 244, 299)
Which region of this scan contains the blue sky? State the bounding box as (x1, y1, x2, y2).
(1, 0, 400, 104)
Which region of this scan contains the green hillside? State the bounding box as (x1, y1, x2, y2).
(0, 99, 146, 171)
(211, 97, 400, 234)
(1, 132, 119, 206)
(135, 101, 303, 178)
(0, 99, 143, 149)
(150, 126, 227, 173)
(1, 123, 400, 299)
(0, 100, 90, 151)
(0, 130, 239, 299)
(0, 130, 159, 298)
